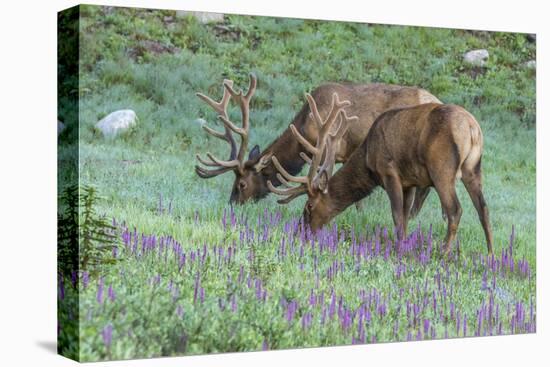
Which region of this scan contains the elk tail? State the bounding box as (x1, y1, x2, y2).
(470, 124, 481, 148)
(461, 119, 484, 176)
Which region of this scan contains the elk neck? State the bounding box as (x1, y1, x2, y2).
(259, 104, 311, 183)
(326, 147, 379, 214)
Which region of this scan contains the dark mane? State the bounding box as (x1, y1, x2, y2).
(249, 99, 311, 178)
(329, 150, 379, 213)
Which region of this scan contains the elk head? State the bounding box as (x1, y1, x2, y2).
(268, 92, 358, 231)
(195, 74, 272, 203)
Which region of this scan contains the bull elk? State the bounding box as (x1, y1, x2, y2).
(194, 73, 441, 212)
(269, 101, 493, 255)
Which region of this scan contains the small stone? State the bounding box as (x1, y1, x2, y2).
(57, 120, 65, 136)
(95, 110, 137, 138)
(526, 34, 536, 43)
(463, 49, 489, 67)
(175, 11, 224, 24)
(524, 60, 536, 70)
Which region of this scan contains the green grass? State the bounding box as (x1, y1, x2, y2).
(58, 5, 536, 362)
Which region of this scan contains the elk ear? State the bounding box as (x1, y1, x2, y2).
(253, 152, 273, 173)
(248, 145, 261, 160)
(318, 170, 329, 194)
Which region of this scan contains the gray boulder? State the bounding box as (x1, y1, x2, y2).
(463, 49, 489, 67)
(95, 110, 137, 138)
(57, 120, 65, 136)
(524, 60, 536, 70)
(176, 11, 224, 23)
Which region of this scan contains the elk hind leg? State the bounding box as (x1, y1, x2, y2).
(461, 161, 494, 255)
(432, 177, 462, 256)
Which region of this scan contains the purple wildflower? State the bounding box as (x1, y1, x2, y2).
(193, 273, 200, 304)
(97, 277, 104, 304)
(200, 287, 205, 304)
(71, 271, 77, 288)
(423, 319, 430, 334)
(82, 271, 89, 289)
(231, 294, 237, 313)
(102, 323, 113, 348)
(108, 285, 115, 302)
(58, 277, 65, 300)
(176, 305, 184, 318)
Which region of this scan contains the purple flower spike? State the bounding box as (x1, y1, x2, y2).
(102, 323, 113, 348)
(231, 294, 237, 313)
(82, 271, 89, 289)
(200, 287, 205, 304)
(193, 273, 200, 304)
(58, 277, 65, 300)
(423, 319, 430, 334)
(71, 271, 77, 288)
(108, 285, 116, 302)
(97, 277, 104, 304)
(329, 292, 336, 319)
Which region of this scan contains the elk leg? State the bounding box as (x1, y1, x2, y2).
(433, 181, 462, 256)
(402, 187, 416, 235)
(409, 187, 430, 218)
(383, 175, 405, 240)
(461, 166, 494, 255)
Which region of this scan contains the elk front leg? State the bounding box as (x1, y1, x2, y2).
(402, 187, 416, 235)
(383, 175, 405, 240)
(410, 187, 446, 221)
(409, 187, 430, 218)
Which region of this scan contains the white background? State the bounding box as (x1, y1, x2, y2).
(0, 0, 547, 365)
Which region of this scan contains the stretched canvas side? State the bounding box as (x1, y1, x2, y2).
(57, 5, 81, 362)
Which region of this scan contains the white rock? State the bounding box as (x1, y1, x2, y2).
(524, 60, 536, 70)
(176, 11, 224, 23)
(57, 120, 65, 136)
(463, 49, 489, 67)
(95, 110, 137, 138)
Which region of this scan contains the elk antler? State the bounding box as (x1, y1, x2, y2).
(267, 92, 358, 203)
(195, 73, 257, 178)
(317, 109, 357, 179)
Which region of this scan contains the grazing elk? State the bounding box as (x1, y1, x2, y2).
(270, 101, 493, 255)
(194, 73, 441, 210)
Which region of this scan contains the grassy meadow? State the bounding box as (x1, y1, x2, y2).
(57, 5, 536, 361)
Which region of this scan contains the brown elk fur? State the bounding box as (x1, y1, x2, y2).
(231, 82, 441, 203)
(303, 103, 493, 255)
